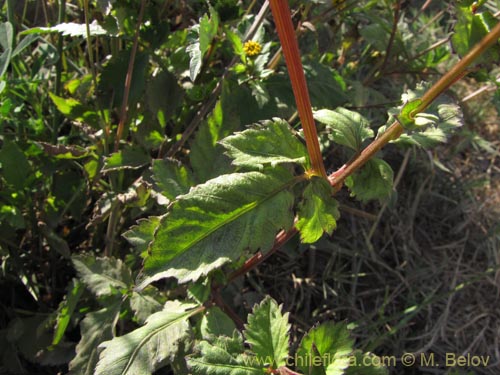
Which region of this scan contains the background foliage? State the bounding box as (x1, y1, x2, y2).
(0, 0, 499, 374)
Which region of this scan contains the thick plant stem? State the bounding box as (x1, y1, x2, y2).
(269, 0, 327, 178)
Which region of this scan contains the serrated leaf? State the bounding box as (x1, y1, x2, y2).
(68, 304, 120, 375)
(385, 84, 464, 148)
(200, 307, 236, 339)
(297, 322, 354, 375)
(130, 289, 163, 324)
(314, 108, 373, 151)
(95, 301, 199, 375)
(187, 333, 262, 375)
(152, 158, 194, 200)
(72, 255, 132, 297)
(103, 146, 150, 172)
(345, 158, 393, 203)
(220, 120, 308, 169)
(139, 168, 296, 286)
(345, 351, 388, 375)
(122, 216, 161, 255)
(244, 297, 290, 369)
(296, 177, 340, 243)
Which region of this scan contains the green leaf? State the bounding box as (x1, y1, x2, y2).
(69, 304, 120, 375)
(52, 279, 84, 346)
(200, 307, 237, 339)
(199, 8, 219, 55)
(314, 108, 374, 152)
(122, 216, 161, 256)
(97, 50, 148, 108)
(190, 81, 243, 182)
(72, 255, 133, 297)
(139, 168, 296, 286)
(186, 9, 218, 82)
(22, 21, 108, 37)
(130, 289, 163, 324)
(146, 71, 183, 121)
(296, 322, 354, 375)
(451, 6, 500, 65)
(49, 92, 100, 126)
(187, 333, 263, 375)
(296, 177, 340, 243)
(345, 351, 388, 375)
(103, 146, 150, 172)
(0, 22, 13, 78)
(152, 158, 194, 200)
(0, 140, 31, 189)
(95, 301, 199, 375)
(345, 158, 394, 203)
(384, 84, 464, 148)
(244, 297, 290, 369)
(220, 120, 308, 169)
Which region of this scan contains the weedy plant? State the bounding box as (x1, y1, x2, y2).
(1, 0, 499, 374)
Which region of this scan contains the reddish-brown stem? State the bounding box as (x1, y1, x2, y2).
(227, 225, 298, 283)
(114, 0, 146, 152)
(269, 0, 327, 178)
(211, 285, 245, 329)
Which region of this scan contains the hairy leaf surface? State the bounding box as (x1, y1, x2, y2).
(297, 322, 354, 375)
(244, 297, 290, 369)
(345, 158, 394, 203)
(187, 333, 262, 375)
(69, 304, 120, 375)
(220, 120, 308, 169)
(139, 168, 296, 286)
(152, 158, 194, 200)
(296, 177, 340, 243)
(314, 108, 373, 152)
(95, 301, 198, 375)
(72, 255, 132, 297)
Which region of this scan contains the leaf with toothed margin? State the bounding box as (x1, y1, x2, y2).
(244, 297, 290, 369)
(219, 120, 309, 169)
(95, 301, 199, 375)
(314, 108, 373, 152)
(138, 167, 297, 287)
(296, 177, 340, 243)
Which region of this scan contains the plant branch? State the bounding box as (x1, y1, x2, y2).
(114, 0, 146, 152)
(269, 0, 327, 178)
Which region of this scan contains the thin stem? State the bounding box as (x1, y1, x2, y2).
(269, 0, 327, 178)
(380, 0, 401, 74)
(52, 0, 66, 143)
(328, 120, 403, 189)
(114, 0, 146, 152)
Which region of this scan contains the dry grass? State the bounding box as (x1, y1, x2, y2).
(230, 83, 500, 374)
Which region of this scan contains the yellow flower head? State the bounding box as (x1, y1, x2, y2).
(243, 40, 262, 57)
